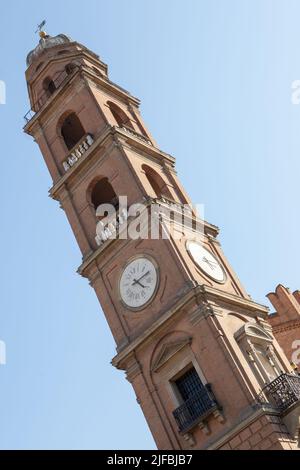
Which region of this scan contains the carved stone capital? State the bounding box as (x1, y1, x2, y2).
(190, 302, 222, 326)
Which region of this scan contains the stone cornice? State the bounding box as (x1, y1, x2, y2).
(198, 285, 269, 316)
(111, 285, 269, 370)
(49, 126, 112, 199)
(77, 201, 222, 278)
(86, 73, 140, 107)
(24, 64, 141, 136)
(49, 126, 176, 200)
(112, 285, 197, 370)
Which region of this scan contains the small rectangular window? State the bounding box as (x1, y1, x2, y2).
(175, 367, 205, 402)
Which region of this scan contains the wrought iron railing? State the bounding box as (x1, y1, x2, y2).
(173, 384, 219, 433)
(258, 373, 300, 412)
(24, 65, 79, 123)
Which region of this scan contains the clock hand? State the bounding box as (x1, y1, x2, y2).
(202, 257, 217, 270)
(133, 270, 151, 285)
(132, 279, 146, 288)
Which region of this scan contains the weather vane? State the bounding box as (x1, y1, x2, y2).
(35, 20, 47, 37)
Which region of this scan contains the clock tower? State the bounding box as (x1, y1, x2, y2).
(24, 31, 300, 450)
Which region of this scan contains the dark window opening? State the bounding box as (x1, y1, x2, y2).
(43, 77, 56, 96)
(91, 178, 119, 216)
(61, 113, 85, 151)
(175, 368, 205, 402)
(142, 164, 173, 200)
(146, 173, 163, 198)
(107, 101, 134, 130)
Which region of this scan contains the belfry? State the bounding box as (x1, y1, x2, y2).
(24, 30, 300, 450)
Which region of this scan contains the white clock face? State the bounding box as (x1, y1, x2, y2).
(119, 257, 158, 309)
(186, 241, 226, 283)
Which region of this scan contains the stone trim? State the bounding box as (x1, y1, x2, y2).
(112, 286, 271, 370)
(151, 337, 192, 372)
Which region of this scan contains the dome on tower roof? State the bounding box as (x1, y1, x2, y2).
(26, 33, 72, 67)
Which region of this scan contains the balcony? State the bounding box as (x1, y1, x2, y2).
(62, 134, 94, 173)
(118, 126, 152, 146)
(173, 384, 220, 434)
(258, 373, 300, 413)
(95, 207, 129, 247)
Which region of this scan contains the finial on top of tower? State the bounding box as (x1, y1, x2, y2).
(26, 26, 72, 67)
(35, 20, 47, 38)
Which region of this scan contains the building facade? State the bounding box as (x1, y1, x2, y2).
(267, 285, 300, 367)
(24, 31, 300, 450)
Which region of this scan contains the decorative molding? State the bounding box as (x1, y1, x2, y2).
(125, 355, 142, 383)
(183, 433, 195, 447)
(151, 337, 192, 372)
(213, 409, 226, 424)
(198, 421, 211, 435)
(235, 323, 273, 344)
(189, 302, 223, 327)
(271, 320, 300, 335)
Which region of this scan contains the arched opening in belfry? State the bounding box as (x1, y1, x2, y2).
(90, 178, 119, 215)
(43, 77, 56, 96)
(107, 101, 134, 130)
(142, 165, 173, 200)
(61, 113, 86, 151)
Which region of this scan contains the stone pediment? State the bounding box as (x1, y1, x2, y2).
(235, 323, 273, 343)
(151, 337, 192, 372)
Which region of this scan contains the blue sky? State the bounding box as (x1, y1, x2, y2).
(0, 0, 299, 449)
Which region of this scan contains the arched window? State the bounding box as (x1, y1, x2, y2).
(61, 113, 85, 150)
(43, 77, 56, 96)
(142, 165, 173, 200)
(91, 178, 119, 215)
(107, 101, 134, 129)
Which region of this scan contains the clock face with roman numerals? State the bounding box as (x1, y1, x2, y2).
(119, 257, 158, 309)
(186, 240, 226, 283)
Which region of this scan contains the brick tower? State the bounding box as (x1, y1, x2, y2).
(24, 31, 300, 450)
